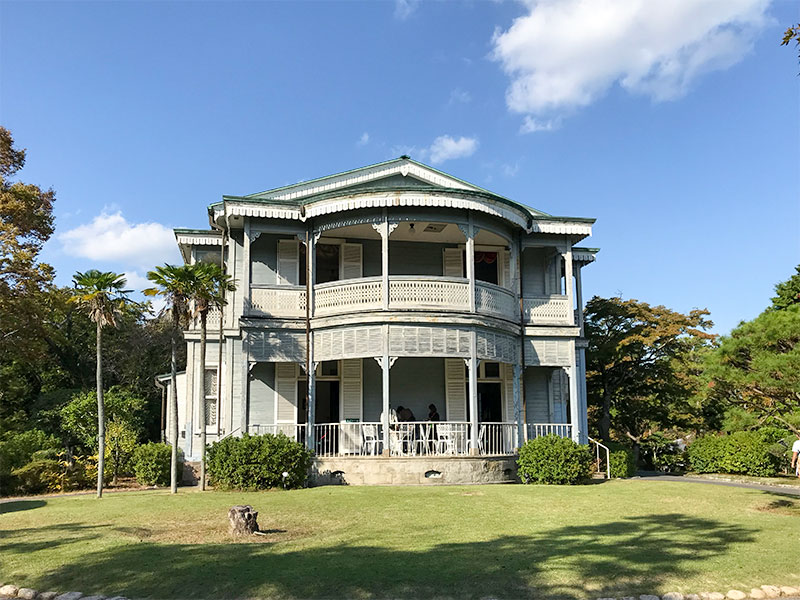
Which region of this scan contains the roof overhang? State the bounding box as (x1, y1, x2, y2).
(174, 229, 222, 263)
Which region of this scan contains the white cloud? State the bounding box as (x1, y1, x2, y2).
(394, 0, 420, 20)
(58, 211, 179, 270)
(502, 162, 520, 177)
(357, 132, 370, 146)
(428, 135, 479, 165)
(448, 88, 472, 105)
(520, 116, 561, 134)
(492, 0, 770, 126)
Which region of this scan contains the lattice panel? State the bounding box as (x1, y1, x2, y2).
(250, 287, 306, 318)
(475, 283, 518, 321)
(524, 338, 572, 366)
(476, 330, 517, 363)
(388, 278, 469, 310)
(315, 278, 382, 316)
(314, 326, 384, 361)
(247, 330, 306, 362)
(523, 295, 572, 325)
(388, 325, 471, 357)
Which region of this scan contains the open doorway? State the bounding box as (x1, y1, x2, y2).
(478, 382, 502, 422)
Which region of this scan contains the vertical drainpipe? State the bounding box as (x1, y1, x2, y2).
(209, 206, 227, 436)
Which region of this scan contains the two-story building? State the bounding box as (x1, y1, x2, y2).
(164, 156, 597, 484)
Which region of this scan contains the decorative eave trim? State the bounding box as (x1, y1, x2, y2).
(573, 247, 599, 263)
(529, 219, 593, 237)
(175, 232, 223, 246)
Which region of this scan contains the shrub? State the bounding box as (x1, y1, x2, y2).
(655, 451, 688, 473)
(207, 433, 312, 490)
(105, 420, 139, 483)
(609, 448, 636, 478)
(517, 435, 592, 485)
(132, 442, 177, 486)
(0, 429, 61, 495)
(10, 454, 93, 495)
(60, 387, 147, 452)
(688, 432, 780, 477)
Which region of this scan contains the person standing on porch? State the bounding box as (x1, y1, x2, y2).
(398, 406, 415, 422)
(427, 404, 441, 421)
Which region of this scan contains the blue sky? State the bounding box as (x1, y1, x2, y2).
(1, 0, 797, 335)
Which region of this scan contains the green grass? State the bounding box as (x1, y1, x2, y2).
(1, 481, 799, 599)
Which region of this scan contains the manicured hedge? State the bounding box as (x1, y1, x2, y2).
(132, 442, 177, 486)
(609, 448, 636, 478)
(517, 435, 592, 485)
(207, 433, 312, 490)
(688, 431, 780, 477)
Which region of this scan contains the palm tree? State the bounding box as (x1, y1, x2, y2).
(189, 261, 235, 490)
(144, 264, 194, 494)
(70, 270, 131, 498)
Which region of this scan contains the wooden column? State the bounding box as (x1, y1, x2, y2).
(568, 341, 580, 443)
(564, 244, 575, 326)
(307, 231, 317, 317)
(575, 263, 584, 337)
(466, 216, 476, 313)
(513, 364, 524, 448)
(578, 347, 589, 445)
(381, 325, 390, 455)
(468, 332, 479, 454)
(240, 336, 249, 435)
(242, 218, 252, 317)
(306, 347, 316, 451)
(382, 212, 389, 310)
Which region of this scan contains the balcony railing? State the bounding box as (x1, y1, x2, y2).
(248, 277, 519, 321)
(250, 285, 306, 318)
(526, 423, 573, 439)
(248, 423, 307, 442)
(522, 295, 573, 325)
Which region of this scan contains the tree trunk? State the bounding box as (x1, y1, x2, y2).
(96, 321, 105, 499)
(199, 309, 207, 491)
(228, 505, 259, 536)
(170, 311, 179, 494)
(599, 372, 612, 444)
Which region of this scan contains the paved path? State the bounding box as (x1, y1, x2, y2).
(634, 472, 800, 496)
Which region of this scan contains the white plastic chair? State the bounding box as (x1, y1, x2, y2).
(362, 424, 381, 456)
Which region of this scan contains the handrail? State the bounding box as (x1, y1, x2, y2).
(218, 427, 241, 442)
(588, 436, 611, 479)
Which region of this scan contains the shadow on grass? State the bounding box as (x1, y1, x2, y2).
(14, 513, 754, 599)
(0, 500, 46, 513)
(0, 522, 108, 555)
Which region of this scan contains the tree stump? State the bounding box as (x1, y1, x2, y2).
(228, 505, 259, 536)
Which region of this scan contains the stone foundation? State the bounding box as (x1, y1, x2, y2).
(310, 455, 518, 486)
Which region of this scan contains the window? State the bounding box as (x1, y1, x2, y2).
(320, 360, 339, 377)
(316, 244, 340, 284)
(204, 369, 218, 426)
(483, 362, 500, 379)
(474, 251, 498, 285)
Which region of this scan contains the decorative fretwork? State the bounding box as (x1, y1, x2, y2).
(476, 330, 517, 363)
(315, 278, 383, 316)
(315, 326, 384, 361)
(388, 325, 471, 357)
(248, 330, 306, 362)
(522, 295, 572, 325)
(524, 338, 572, 367)
(249, 286, 307, 318)
(475, 283, 518, 321)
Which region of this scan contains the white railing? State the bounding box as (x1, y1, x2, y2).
(475, 282, 518, 321)
(390, 422, 472, 456)
(588, 436, 611, 479)
(312, 422, 384, 457)
(315, 277, 382, 316)
(250, 286, 306, 318)
(389, 277, 470, 311)
(526, 423, 573, 440)
(522, 295, 573, 325)
(479, 422, 519, 455)
(248, 423, 307, 442)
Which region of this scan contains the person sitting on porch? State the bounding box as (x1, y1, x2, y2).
(398, 406, 415, 422)
(427, 404, 441, 421)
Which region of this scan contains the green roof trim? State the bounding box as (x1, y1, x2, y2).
(573, 247, 600, 252)
(174, 228, 221, 235)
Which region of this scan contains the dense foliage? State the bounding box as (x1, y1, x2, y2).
(10, 454, 94, 495)
(609, 448, 636, 478)
(133, 442, 177, 486)
(517, 435, 592, 485)
(688, 432, 783, 477)
(207, 433, 313, 491)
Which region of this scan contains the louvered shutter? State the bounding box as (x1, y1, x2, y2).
(340, 243, 362, 280)
(277, 240, 299, 285)
(501, 250, 511, 290)
(503, 363, 515, 422)
(340, 359, 363, 421)
(549, 369, 568, 422)
(443, 248, 464, 278)
(545, 254, 558, 295)
(445, 358, 467, 420)
(275, 362, 297, 423)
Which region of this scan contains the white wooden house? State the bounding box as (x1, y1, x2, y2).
(166, 157, 597, 483)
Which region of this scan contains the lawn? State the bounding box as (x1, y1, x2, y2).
(1, 481, 799, 599)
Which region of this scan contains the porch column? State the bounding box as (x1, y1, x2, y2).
(381, 324, 391, 455)
(575, 263, 584, 337)
(568, 341, 580, 443)
(466, 215, 476, 313)
(468, 332, 479, 454)
(306, 336, 316, 451)
(382, 213, 390, 310)
(578, 347, 589, 444)
(513, 364, 524, 448)
(563, 244, 575, 326)
(307, 231, 317, 317)
(243, 218, 252, 316)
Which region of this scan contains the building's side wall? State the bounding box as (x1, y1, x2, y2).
(389, 241, 461, 276)
(389, 357, 446, 419)
(524, 367, 550, 423)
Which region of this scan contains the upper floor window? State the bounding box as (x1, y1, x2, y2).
(204, 368, 218, 427)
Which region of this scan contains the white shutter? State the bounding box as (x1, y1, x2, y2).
(275, 362, 297, 423)
(445, 358, 467, 420)
(340, 243, 362, 280)
(277, 240, 299, 285)
(501, 250, 511, 289)
(503, 363, 515, 422)
(340, 359, 363, 421)
(443, 248, 464, 278)
(549, 369, 568, 422)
